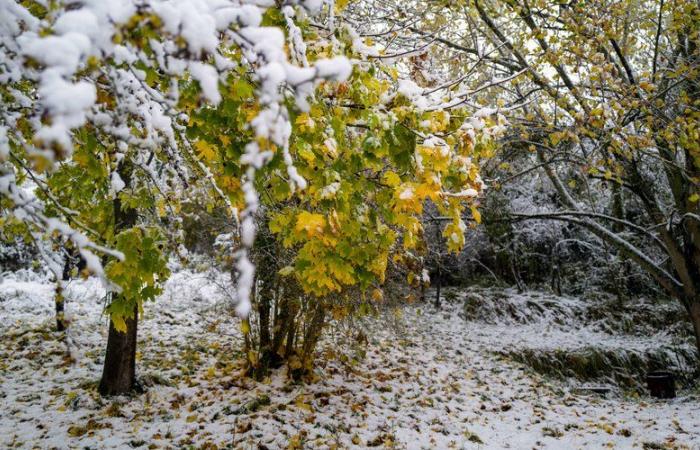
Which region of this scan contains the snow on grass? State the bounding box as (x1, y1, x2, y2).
(1, 272, 699, 449)
(457, 287, 691, 352)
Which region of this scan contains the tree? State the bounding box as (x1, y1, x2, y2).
(349, 0, 700, 356)
(1, 0, 353, 394)
(186, 8, 504, 377)
(1, 0, 501, 390)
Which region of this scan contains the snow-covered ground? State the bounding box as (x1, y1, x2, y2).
(1, 270, 699, 449)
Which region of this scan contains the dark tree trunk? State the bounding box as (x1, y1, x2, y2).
(99, 305, 138, 396)
(99, 161, 138, 396)
(55, 248, 78, 332)
(434, 261, 441, 309)
(54, 287, 66, 332)
(54, 255, 70, 332)
(290, 302, 326, 381)
(434, 223, 442, 309)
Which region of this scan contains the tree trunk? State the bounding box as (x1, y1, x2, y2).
(434, 262, 442, 309)
(688, 299, 700, 359)
(433, 221, 442, 309)
(99, 304, 138, 396)
(291, 302, 326, 381)
(99, 161, 138, 396)
(54, 287, 66, 332)
(54, 254, 69, 332)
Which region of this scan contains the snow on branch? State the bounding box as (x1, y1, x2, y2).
(1, 0, 352, 318)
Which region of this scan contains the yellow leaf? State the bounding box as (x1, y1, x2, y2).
(294, 395, 314, 413)
(194, 140, 217, 161)
(550, 132, 562, 146)
(471, 206, 482, 224)
(295, 113, 315, 132)
(279, 266, 294, 276)
(112, 315, 127, 333)
(67, 425, 88, 437)
(247, 350, 258, 365)
(371, 288, 384, 302)
(294, 212, 326, 238)
(334, 0, 350, 13)
(690, 193, 699, 203)
(383, 171, 401, 187)
(156, 198, 166, 218)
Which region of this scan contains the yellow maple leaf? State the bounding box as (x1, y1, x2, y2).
(383, 171, 401, 187)
(112, 315, 127, 333)
(194, 140, 217, 161)
(294, 212, 326, 238)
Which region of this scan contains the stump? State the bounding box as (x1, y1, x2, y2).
(646, 371, 676, 399)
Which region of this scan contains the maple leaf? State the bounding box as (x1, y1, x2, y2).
(194, 140, 217, 161)
(294, 212, 326, 238)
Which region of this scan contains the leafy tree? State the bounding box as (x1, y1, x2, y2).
(349, 0, 700, 356)
(186, 7, 503, 378)
(1, 0, 500, 390)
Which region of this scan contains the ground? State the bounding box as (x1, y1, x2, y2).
(1, 268, 699, 449)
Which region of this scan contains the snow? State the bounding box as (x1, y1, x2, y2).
(4, 0, 357, 321)
(398, 79, 429, 110)
(320, 181, 341, 199)
(152, 0, 220, 56)
(446, 188, 479, 198)
(0, 125, 8, 161)
(189, 62, 221, 105)
(2, 270, 698, 449)
(53, 10, 100, 44)
(399, 186, 414, 200)
(110, 172, 125, 195)
(21, 34, 91, 76)
(314, 56, 353, 81)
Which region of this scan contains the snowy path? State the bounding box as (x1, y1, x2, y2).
(1, 271, 699, 449)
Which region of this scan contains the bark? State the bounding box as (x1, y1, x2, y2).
(99, 162, 138, 396)
(434, 223, 442, 308)
(688, 299, 700, 359)
(54, 286, 66, 332)
(294, 302, 326, 380)
(53, 253, 71, 332)
(99, 305, 139, 396)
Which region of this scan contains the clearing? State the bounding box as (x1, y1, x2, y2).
(1, 269, 698, 449)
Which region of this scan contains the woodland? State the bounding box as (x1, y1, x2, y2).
(1, 0, 700, 448)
